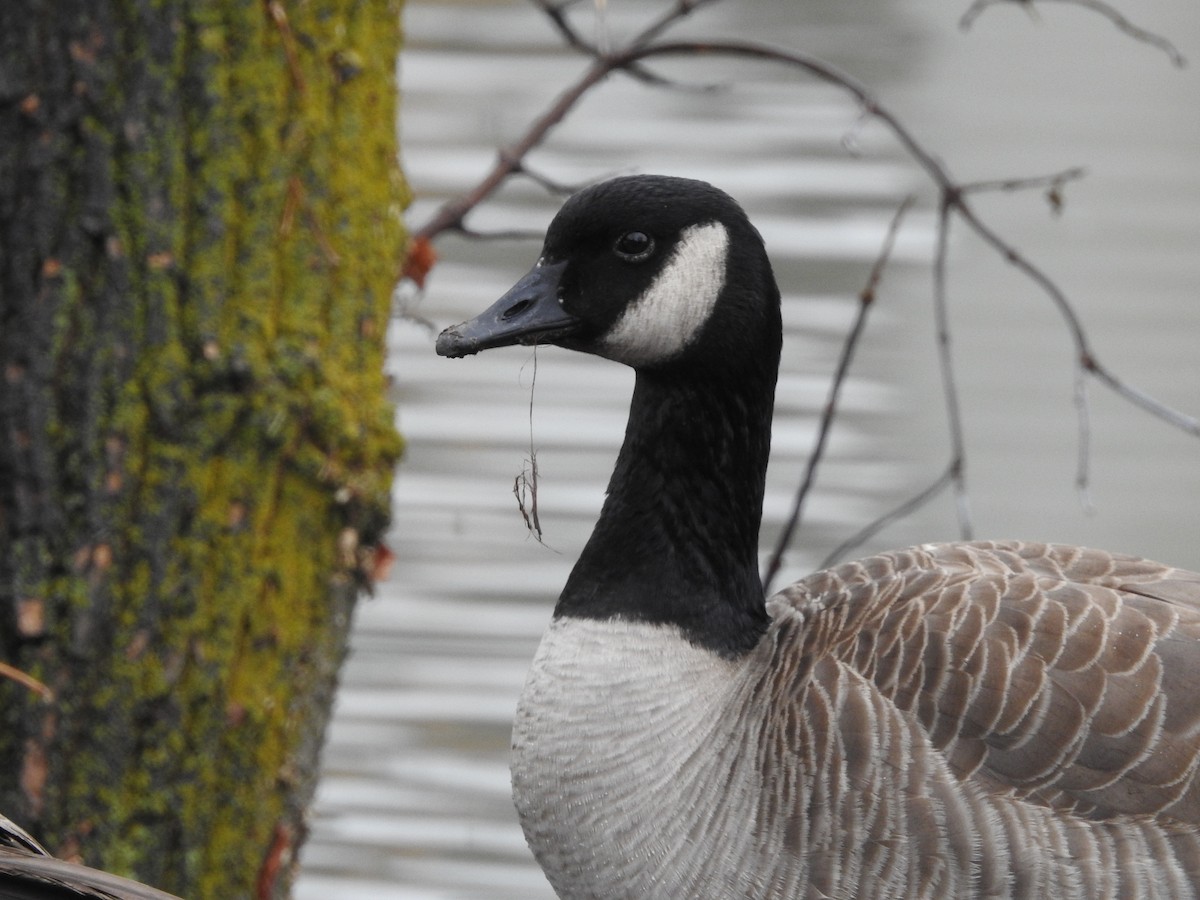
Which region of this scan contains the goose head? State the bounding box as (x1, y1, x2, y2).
(436, 174, 780, 377)
(437, 175, 782, 656)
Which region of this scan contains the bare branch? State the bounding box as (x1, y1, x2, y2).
(414, 9, 1198, 559)
(604, 40, 1194, 445)
(632, 0, 724, 48)
(960, 0, 1186, 68)
(1073, 368, 1097, 513)
(961, 165, 1087, 215)
(932, 198, 974, 539)
(513, 162, 589, 196)
(533, 0, 598, 55)
(1087, 358, 1200, 434)
(454, 225, 547, 243)
(530, 0, 708, 88)
(762, 196, 916, 595)
(412, 0, 740, 245)
(960, 166, 1087, 196)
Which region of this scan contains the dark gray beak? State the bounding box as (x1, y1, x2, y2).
(435, 260, 579, 358)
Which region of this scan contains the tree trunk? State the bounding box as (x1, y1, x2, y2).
(0, 1, 405, 896)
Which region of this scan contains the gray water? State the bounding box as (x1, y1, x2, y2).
(295, 2, 1200, 897)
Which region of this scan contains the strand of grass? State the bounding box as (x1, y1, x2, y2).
(515, 348, 558, 548)
(960, 0, 1186, 68)
(762, 196, 915, 593)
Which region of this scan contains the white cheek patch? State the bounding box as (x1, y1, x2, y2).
(599, 221, 729, 367)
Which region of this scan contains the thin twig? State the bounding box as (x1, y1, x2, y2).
(632, 0, 723, 48)
(932, 197, 974, 539)
(1073, 367, 1097, 513)
(960, 0, 1186, 67)
(1087, 359, 1200, 434)
(530, 0, 698, 87)
(512, 162, 590, 196)
(819, 465, 958, 569)
(960, 166, 1086, 196)
(961, 165, 1087, 215)
(762, 196, 915, 595)
(454, 226, 548, 243)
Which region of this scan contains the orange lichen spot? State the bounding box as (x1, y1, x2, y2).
(20, 738, 47, 811)
(41, 257, 61, 277)
(338, 527, 359, 568)
(370, 542, 396, 584)
(125, 630, 150, 661)
(256, 823, 296, 900)
(16, 598, 45, 637)
(225, 702, 248, 728)
(91, 544, 113, 571)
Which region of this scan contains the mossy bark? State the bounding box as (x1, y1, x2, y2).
(0, 1, 406, 896)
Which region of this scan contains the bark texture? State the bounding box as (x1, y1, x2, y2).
(0, 1, 406, 895)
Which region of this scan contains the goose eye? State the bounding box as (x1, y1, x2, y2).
(613, 231, 654, 262)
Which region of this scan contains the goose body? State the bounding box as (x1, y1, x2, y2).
(436, 175, 1200, 899)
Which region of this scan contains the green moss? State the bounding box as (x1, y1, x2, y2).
(1, 0, 406, 894)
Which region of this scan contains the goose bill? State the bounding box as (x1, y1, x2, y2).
(435, 260, 579, 358)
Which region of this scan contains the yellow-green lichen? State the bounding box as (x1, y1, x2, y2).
(3, 1, 407, 895)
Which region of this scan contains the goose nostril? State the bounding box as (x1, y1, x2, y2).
(502, 298, 532, 321)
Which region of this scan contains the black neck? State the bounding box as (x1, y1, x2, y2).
(555, 361, 777, 657)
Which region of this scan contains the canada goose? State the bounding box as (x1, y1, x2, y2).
(0, 813, 180, 899)
(436, 174, 1200, 899)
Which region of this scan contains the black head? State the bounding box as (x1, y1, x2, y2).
(435, 175, 781, 375)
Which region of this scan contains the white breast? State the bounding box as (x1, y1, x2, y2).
(511, 616, 774, 899)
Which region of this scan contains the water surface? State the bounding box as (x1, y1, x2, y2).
(296, 2, 1200, 896)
